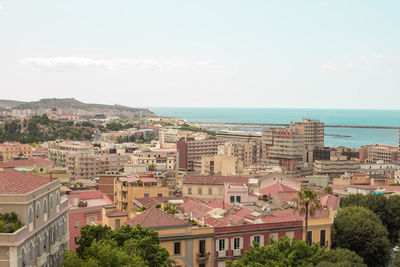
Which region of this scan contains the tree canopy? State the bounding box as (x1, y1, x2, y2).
(63, 225, 173, 267)
(332, 206, 391, 267)
(226, 237, 366, 267)
(341, 193, 400, 245)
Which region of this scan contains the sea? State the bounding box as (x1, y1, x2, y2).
(148, 107, 400, 148)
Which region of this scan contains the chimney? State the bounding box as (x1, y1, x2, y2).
(49, 171, 53, 182)
(201, 216, 204, 227)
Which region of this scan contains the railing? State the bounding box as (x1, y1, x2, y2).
(218, 251, 227, 258)
(196, 252, 210, 263)
(233, 249, 242, 257)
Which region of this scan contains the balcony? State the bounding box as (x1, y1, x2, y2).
(37, 252, 49, 266)
(50, 240, 60, 255)
(196, 252, 210, 263)
(217, 251, 227, 258)
(233, 249, 242, 257)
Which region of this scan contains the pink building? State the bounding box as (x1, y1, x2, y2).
(224, 183, 257, 205)
(67, 190, 113, 250)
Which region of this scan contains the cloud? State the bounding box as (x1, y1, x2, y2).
(19, 57, 219, 72)
(195, 59, 220, 70)
(0, 4, 3, 11)
(320, 63, 336, 71)
(343, 63, 355, 70)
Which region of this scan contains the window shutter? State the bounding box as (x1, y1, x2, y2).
(230, 238, 234, 251)
(239, 237, 243, 249)
(216, 239, 219, 251)
(250, 235, 254, 245)
(260, 235, 265, 247)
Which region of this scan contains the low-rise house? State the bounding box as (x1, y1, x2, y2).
(67, 190, 113, 251)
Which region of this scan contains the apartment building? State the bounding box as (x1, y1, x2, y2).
(219, 141, 263, 167)
(314, 156, 360, 178)
(67, 190, 113, 251)
(177, 137, 223, 171)
(0, 170, 69, 267)
(114, 175, 169, 216)
(201, 155, 243, 176)
(262, 128, 306, 177)
(131, 149, 176, 171)
(126, 208, 214, 267)
(182, 176, 250, 201)
(0, 142, 32, 161)
(359, 144, 399, 164)
(159, 128, 179, 145)
(289, 119, 324, 148)
(333, 172, 370, 185)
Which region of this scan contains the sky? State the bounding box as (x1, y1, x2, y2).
(0, 0, 400, 109)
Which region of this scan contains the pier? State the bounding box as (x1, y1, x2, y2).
(191, 121, 400, 130)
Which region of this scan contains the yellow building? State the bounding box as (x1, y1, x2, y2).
(114, 176, 169, 217)
(201, 154, 243, 176)
(101, 206, 128, 230)
(0, 142, 32, 161)
(126, 207, 214, 267)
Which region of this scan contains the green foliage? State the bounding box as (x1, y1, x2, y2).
(0, 213, 23, 233)
(66, 225, 173, 267)
(178, 123, 216, 135)
(293, 188, 321, 244)
(226, 236, 326, 267)
(316, 248, 366, 267)
(332, 206, 391, 267)
(341, 193, 400, 245)
(323, 186, 333, 195)
(0, 116, 95, 143)
(148, 164, 156, 171)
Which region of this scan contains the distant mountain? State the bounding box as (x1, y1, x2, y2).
(0, 98, 155, 119)
(0, 99, 27, 109)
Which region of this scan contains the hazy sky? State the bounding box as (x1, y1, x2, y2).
(1, 0, 399, 109)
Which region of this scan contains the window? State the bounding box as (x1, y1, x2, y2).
(28, 207, 33, 224)
(253, 235, 260, 246)
(62, 218, 65, 234)
(144, 193, 149, 198)
(188, 187, 192, 195)
(56, 223, 60, 239)
(233, 237, 240, 249)
(56, 191, 60, 205)
(198, 188, 202, 195)
(199, 240, 206, 254)
(29, 242, 33, 261)
(44, 232, 48, 249)
(270, 233, 278, 242)
(208, 188, 212, 195)
(74, 220, 80, 228)
(50, 195, 54, 210)
(174, 242, 181, 255)
(286, 231, 294, 239)
(236, 196, 241, 203)
(157, 193, 163, 197)
(307, 231, 313, 244)
(230, 196, 235, 203)
(199, 264, 206, 267)
(320, 229, 326, 247)
(21, 248, 26, 267)
(36, 202, 40, 219)
(115, 219, 121, 229)
(89, 217, 95, 224)
(43, 199, 48, 214)
(218, 239, 225, 251)
(37, 237, 41, 257)
(75, 237, 80, 244)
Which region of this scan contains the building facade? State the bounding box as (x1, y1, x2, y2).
(0, 170, 69, 267)
(0, 143, 32, 161)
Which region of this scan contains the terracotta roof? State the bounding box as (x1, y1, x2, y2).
(320, 194, 339, 210)
(0, 169, 52, 194)
(134, 196, 188, 207)
(184, 176, 249, 185)
(272, 208, 331, 220)
(69, 190, 104, 199)
(106, 209, 127, 218)
(0, 158, 52, 168)
(275, 192, 297, 202)
(262, 216, 299, 223)
(126, 207, 189, 228)
(260, 182, 297, 197)
(207, 199, 234, 211)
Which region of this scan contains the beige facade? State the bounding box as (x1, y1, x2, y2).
(0, 143, 32, 161)
(114, 177, 169, 217)
(289, 118, 324, 148)
(314, 156, 360, 178)
(131, 149, 176, 171)
(0, 174, 69, 267)
(201, 154, 243, 176)
(360, 144, 398, 164)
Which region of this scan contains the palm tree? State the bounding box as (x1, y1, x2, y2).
(294, 188, 322, 244)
